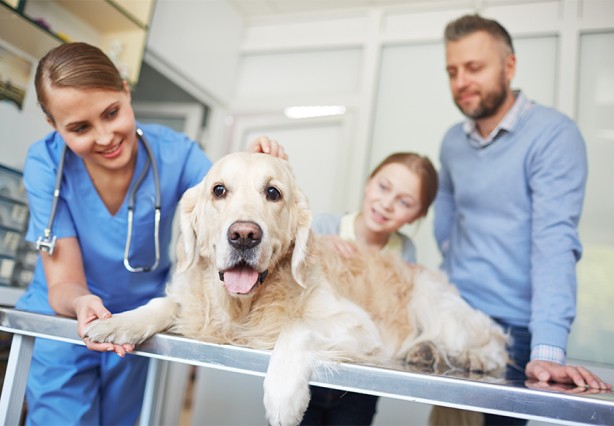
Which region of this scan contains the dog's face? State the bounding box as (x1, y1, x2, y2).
(177, 152, 312, 297)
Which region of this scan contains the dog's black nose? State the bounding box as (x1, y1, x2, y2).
(228, 221, 263, 250)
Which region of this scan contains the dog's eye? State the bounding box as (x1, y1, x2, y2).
(213, 184, 227, 198)
(266, 186, 282, 201)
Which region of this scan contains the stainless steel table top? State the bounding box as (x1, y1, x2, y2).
(1, 307, 612, 425)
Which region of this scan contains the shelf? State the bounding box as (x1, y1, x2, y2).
(0, 1, 62, 60)
(56, 0, 151, 31)
(111, 0, 154, 28)
(0, 0, 153, 84)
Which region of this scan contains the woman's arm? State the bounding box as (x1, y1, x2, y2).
(41, 237, 134, 355)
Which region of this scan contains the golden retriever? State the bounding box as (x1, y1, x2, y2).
(85, 152, 508, 426)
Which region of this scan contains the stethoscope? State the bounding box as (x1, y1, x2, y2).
(36, 128, 161, 272)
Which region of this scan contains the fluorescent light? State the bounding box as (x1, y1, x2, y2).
(284, 105, 346, 119)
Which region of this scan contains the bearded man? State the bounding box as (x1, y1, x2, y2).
(434, 14, 611, 426)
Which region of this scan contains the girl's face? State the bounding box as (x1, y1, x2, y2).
(361, 163, 423, 234)
(45, 82, 137, 173)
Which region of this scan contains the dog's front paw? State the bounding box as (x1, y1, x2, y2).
(85, 313, 149, 345)
(263, 370, 310, 426)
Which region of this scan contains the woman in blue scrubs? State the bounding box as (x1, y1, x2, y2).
(16, 42, 286, 425)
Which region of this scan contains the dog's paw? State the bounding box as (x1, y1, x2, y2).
(406, 341, 438, 367)
(84, 313, 150, 345)
(263, 370, 310, 426)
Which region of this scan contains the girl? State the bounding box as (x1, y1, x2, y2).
(301, 152, 438, 425)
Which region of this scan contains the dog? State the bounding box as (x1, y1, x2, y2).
(86, 152, 508, 426)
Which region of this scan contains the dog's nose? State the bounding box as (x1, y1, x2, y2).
(228, 221, 263, 249)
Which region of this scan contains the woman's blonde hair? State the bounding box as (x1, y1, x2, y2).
(35, 42, 125, 123)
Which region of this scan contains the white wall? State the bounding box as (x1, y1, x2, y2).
(146, 0, 244, 105)
(224, 0, 573, 271)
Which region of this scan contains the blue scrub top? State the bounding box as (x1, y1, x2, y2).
(17, 123, 212, 314)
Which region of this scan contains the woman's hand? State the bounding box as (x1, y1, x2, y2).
(247, 136, 288, 160)
(75, 294, 135, 357)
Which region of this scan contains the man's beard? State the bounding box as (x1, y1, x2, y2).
(455, 73, 508, 120)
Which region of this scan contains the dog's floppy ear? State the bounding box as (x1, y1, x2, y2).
(291, 184, 313, 288)
(175, 184, 200, 274)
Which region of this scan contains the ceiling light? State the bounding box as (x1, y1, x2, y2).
(284, 105, 346, 119)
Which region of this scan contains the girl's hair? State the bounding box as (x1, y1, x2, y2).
(444, 14, 514, 56)
(35, 42, 125, 123)
(369, 152, 438, 218)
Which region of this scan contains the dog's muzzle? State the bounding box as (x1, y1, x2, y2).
(219, 221, 268, 295)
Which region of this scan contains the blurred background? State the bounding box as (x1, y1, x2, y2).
(1, 0, 612, 424)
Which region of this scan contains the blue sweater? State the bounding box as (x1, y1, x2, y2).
(434, 104, 587, 352)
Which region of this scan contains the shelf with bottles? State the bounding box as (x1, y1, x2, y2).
(0, 0, 63, 60)
(0, 225, 35, 306)
(0, 164, 27, 205)
(0, 163, 36, 306)
(1, 240, 35, 289)
(0, 0, 154, 84)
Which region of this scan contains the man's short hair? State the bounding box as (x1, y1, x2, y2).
(444, 14, 514, 55)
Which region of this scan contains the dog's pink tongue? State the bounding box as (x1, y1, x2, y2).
(223, 266, 258, 294)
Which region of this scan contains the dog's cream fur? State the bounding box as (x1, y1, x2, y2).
(86, 152, 508, 426)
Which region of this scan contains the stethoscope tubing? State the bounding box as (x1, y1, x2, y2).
(124, 128, 161, 272)
(37, 128, 161, 273)
(37, 144, 68, 256)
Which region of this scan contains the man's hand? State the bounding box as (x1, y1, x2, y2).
(525, 379, 607, 395)
(526, 360, 611, 390)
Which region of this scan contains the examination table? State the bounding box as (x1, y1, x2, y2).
(1, 307, 612, 425)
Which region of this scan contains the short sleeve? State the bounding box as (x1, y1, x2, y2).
(311, 213, 342, 236)
(23, 136, 77, 243)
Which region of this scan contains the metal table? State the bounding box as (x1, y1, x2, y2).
(1, 307, 612, 425)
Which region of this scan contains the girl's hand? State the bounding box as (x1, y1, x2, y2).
(75, 294, 135, 357)
(247, 136, 288, 160)
(324, 235, 357, 258)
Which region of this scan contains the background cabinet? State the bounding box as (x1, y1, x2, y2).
(0, 1, 61, 60)
(0, 0, 154, 84)
(0, 164, 35, 306)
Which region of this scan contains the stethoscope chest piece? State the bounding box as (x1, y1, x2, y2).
(36, 233, 57, 255)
